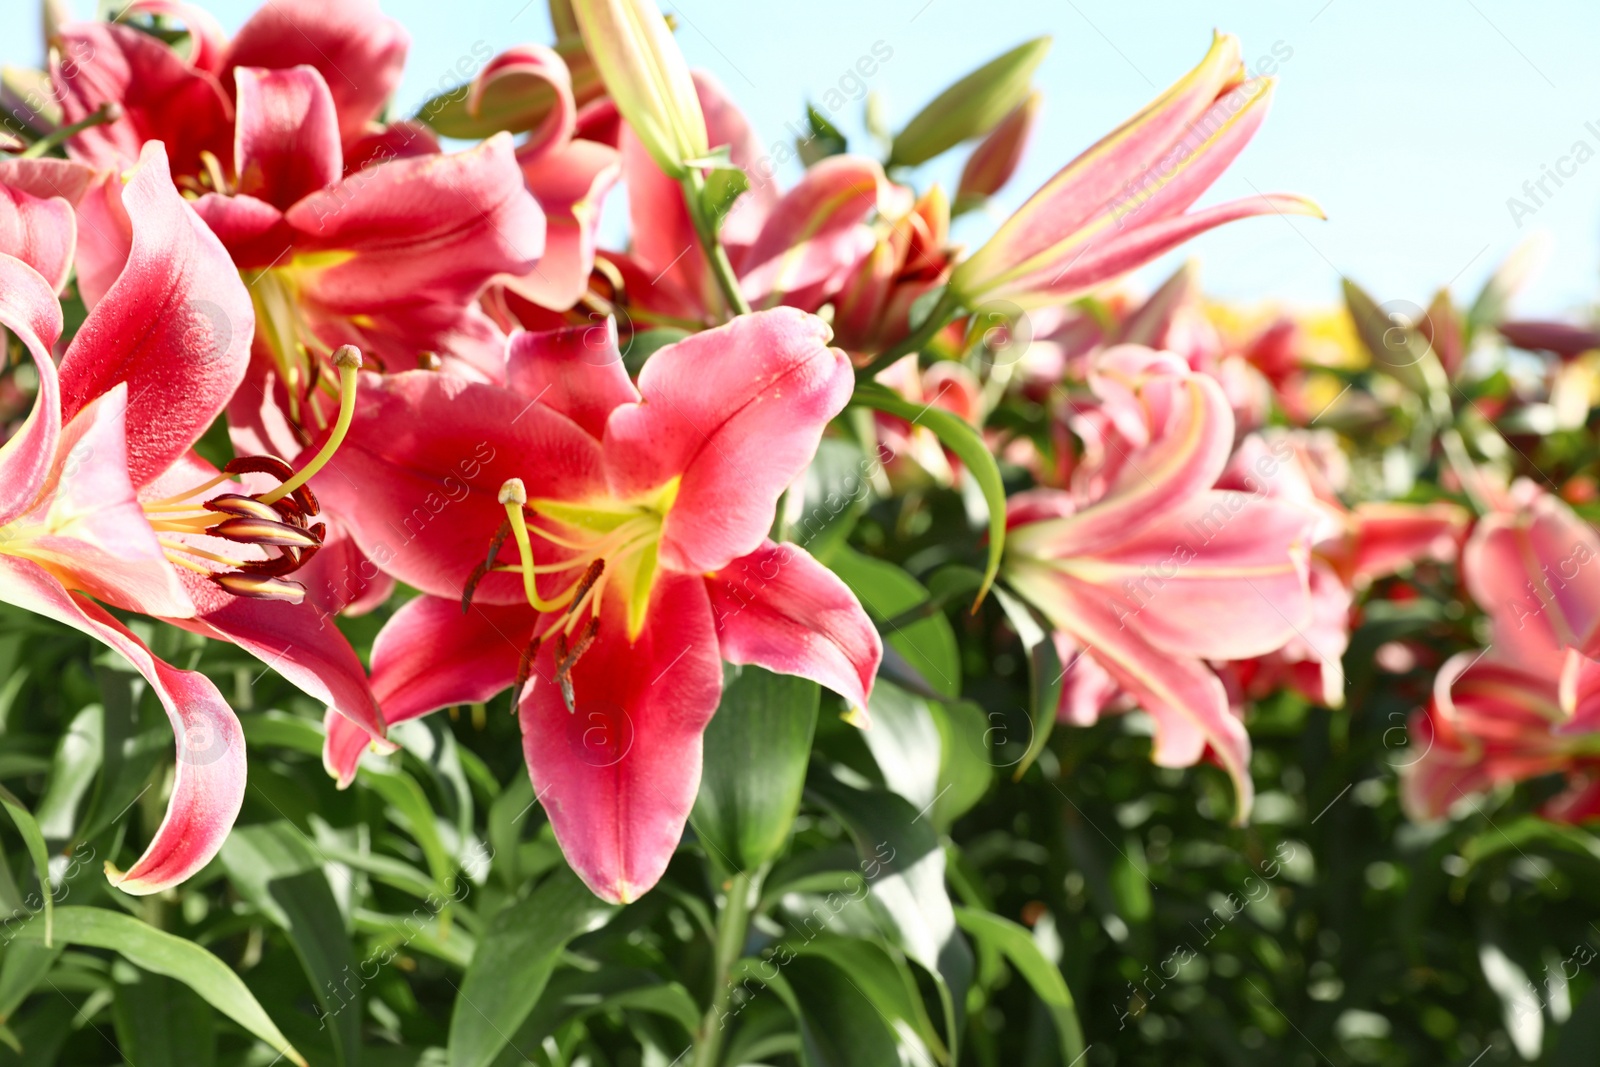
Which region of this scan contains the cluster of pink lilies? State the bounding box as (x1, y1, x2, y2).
(0, 0, 1587, 905)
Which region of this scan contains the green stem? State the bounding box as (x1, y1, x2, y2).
(681, 170, 752, 319)
(856, 288, 961, 379)
(691, 869, 757, 1067)
(21, 102, 120, 159)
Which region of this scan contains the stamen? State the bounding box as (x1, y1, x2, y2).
(565, 560, 605, 616)
(198, 149, 229, 193)
(163, 551, 216, 576)
(206, 516, 322, 548)
(418, 351, 443, 371)
(512, 634, 543, 703)
(204, 493, 283, 522)
(259, 345, 363, 506)
(145, 470, 233, 507)
(211, 572, 307, 603)
(552, 617, 599, 712)
(461, 562, 489, 614)
(157, 538, 249, 569)
(236, 550, 305, 577)
(226, 455, 296, 482)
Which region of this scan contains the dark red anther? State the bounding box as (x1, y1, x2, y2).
(236, 549, 304, 577)
(225, 455, 295, 481)
(461, 561, 489, 614)
(564, 559, 605, 616)
(292, 481, 319, 518)
(512, 633, 543, 704)
(204, 493, 282, 522)
(208, 516, 322, 548)
(484, 517, 512, 571)
(211, 572, 307, 603)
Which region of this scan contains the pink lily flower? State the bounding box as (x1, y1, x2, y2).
(948, 33, 1322, 311)
(1216, 431, 1468, 707)
(467, 45, 624, 314)
(309, 309, 882, 902)
(607, 73, 884, 327)
(1002, 346, 1317, 819)
(52, 0, 408, 180)
(0, 145, 383, 892)
(1404, 481, 1600, 820)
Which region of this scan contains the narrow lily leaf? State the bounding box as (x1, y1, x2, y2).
(992, 586, 1061, 780)
(791, 935, 949, 1064)
(219, 823, 360, 1067)
(808, 771, 973, 1054)
(447, 868, 616, 1067)
(0, 784, 50, 946)
(0, 943, 62, 1023)
(851, 380, 1005, 606)
(693, 665, 820, 873)
(955, 906, 1086, 1063)
(111, 970, 217, 1067)
(786, 955, 904, 1066)
(1342, 278, 1435, 396)
(12, 906, 305, 1066)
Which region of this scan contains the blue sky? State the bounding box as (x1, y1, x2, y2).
(11, 0, 1600, 317)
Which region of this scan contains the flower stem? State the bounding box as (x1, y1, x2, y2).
(691, 868, 757, 1067)
(681, 170, 752, 320)
(856, 288, 961, 379)
(20, 102, 121, 159)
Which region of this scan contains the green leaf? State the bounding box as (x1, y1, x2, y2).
(447, 868, 616, 1067)
(955, 907, 1085, 1063)
(927, 700, 994, 828)
(807, 771, 972, 1053)
(827, 547, 960, 699)
(850, 380, 1006, 605)
(992, 587, 1060, 779)
(694, 665, 819, 873)
(701, 165, 751, 230)
(0, 784, 51, 946)
(360, 765, 456, 898)
(33, 704, 101, 842)
(889, 37, 1051, 167)
(785, 955, 903, 1067)
(111, 969, 217, 1067)
(0, 943, 61, 1023)
(1342, 278, 1436, 396)
(219, 822, 361, 1067)
(623, 327, 690, 377)
(797, 103, 847, 167)
(12, 906, 305, 1066)
(790, 936, 948, 1063)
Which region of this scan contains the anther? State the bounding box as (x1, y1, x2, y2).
(461, 561, 489, 614)
(564, 559, 605, 617)
(512, 634, 543, 703)
(207, 517, 322, 548)
(211, 572, 308, 603)
(204, 493, 283, 522)
(418, 351, 443, 371)
(225, 455, 295, 482)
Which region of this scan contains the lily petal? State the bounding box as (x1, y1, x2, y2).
(736, 156, 884, 311)
(54, 21, 232, 174)
(0, 179, 76, 293)
(0, 556, 244, 894)
(311, 370, 606, 604)
(520, 572, 722, 903)
(222, 0, 409, 143)
(57, 143, 253, 488)
(707, 540, 882, 714)
(324, 595, 534, 786)
(505, 319, 640, 440)
(0, 254, 64, 527)
(603, 309, 853, 573)
(505, 137, 622, 312)
(233, 66, 343, 210)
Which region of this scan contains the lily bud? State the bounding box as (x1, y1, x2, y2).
(949, 32, 1322, 311)
(955, 89, 1040, 211)
(571, 0, 708, 179)
(888, 36, 1050, 168)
